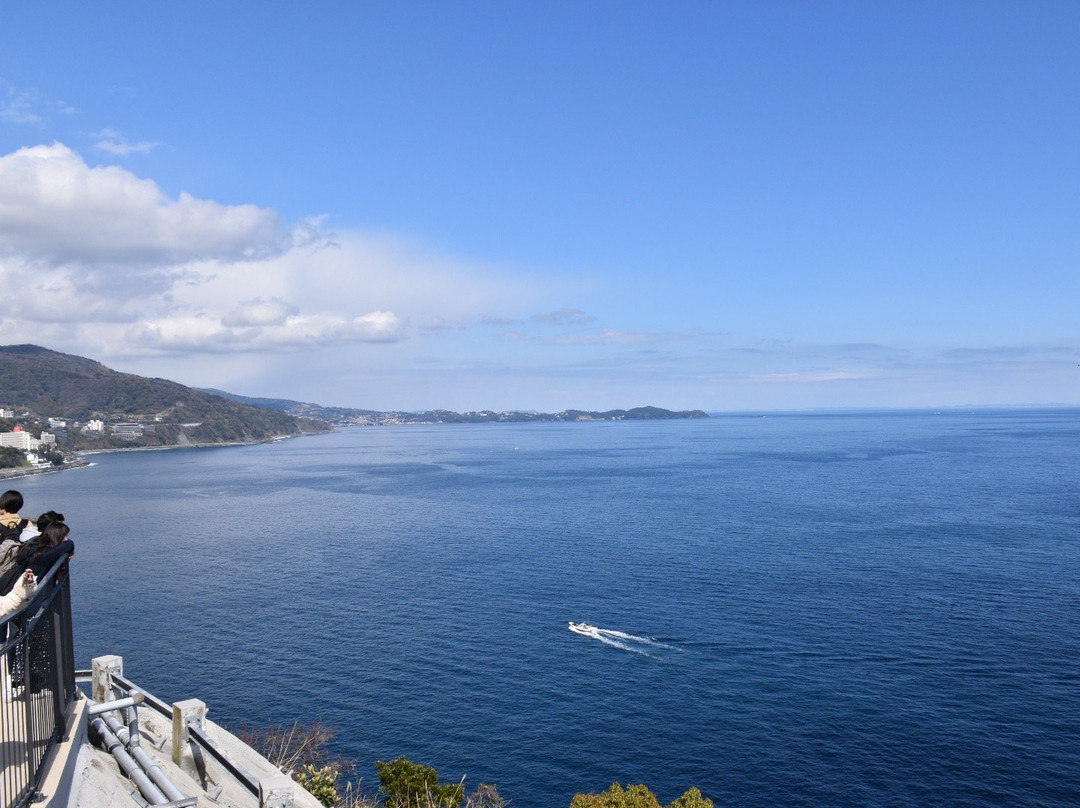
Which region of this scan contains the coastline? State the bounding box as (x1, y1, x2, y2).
(0, 432, 313, 480)
(0, 458, 92, 480)
(79, 431, 311, 455)
(78, 436, 295, 455)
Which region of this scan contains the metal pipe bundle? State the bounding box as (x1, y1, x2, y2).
(88, 715, 169, 805)
(100, 710, 187, 802)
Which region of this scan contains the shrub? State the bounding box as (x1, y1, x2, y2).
(465, 783, 505, 808)
(666, 788, 712, 808)
(0, 447, 25, 469)
(241, 720, 339, 775)
(297, 764, 342, 807)
(570, 783, 713, 808)
(375, 756, 465, 808)
(240, 724, 489, 808)
(241, 721, 368, 806)
(570, 783, 661, 808)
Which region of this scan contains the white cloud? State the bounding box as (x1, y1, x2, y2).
(0, 82, 76, 125)
(129, 310, 404, 353)
(0, 143, 547, 369)
(93, 128, 160, 156)
(0, 96, 42, 124)
(0, 143, 299, 266)
(0, 263, 145, 323)
(222, 298, 299, 327)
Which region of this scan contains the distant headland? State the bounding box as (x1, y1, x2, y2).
(0, 344, 708, 470)
(203, 390, 710, 426)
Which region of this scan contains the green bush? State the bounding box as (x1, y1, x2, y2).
(570, 783, 713, 808)
(375, 756, 465, 808)
(0, 447, 25, 469)
(297, 764, 342, 807)
(666, 788, 713, 808)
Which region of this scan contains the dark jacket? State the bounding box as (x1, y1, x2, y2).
(27, 540, 74, 581)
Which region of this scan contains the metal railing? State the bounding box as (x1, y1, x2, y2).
(0, 556, 77, 808)
(85, 667, 261, 801)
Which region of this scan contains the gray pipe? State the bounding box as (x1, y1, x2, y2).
(127, 689, 145, 748)
(101, 711, 187, 803)
(89, 715, 168, 805)
(126, 702, 142, 749)
(87, 692, 145, 716)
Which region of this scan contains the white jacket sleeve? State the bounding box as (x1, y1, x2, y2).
(0, 573, 34, 616)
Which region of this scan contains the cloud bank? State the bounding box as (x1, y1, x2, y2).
(0, 143, 291, 266)
(0, 143, 533, 370)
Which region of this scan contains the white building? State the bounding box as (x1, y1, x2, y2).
(85, 419, 105, 432)
(24, 451, 51, 468)
(0, 430, 36, 450)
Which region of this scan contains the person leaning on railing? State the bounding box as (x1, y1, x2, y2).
(19, 521, 74, 581)
(0, 520, 71, 594)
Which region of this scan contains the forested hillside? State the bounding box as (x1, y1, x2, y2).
(0, 344, 329, 449)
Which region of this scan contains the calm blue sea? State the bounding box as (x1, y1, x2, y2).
(15, 410, 1080, 807)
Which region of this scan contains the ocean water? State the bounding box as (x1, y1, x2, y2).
(15, 409, 1080, 807)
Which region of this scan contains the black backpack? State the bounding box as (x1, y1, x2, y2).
(0, 548, 29, 596)
(0, 523, 30, 596)
(0, 518, 27, 545)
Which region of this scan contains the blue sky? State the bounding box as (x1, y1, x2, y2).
(1, 2, 1077, 411)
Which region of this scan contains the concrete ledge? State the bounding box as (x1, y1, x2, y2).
(40, 695, 88, 807)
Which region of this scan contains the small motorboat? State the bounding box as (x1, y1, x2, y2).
(568, 621, 598, 635)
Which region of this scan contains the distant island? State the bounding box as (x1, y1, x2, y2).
(204, 390, 710, 426)
(0, 343, 708, 472)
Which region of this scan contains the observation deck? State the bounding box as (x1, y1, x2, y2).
(0, 559, 320, 808)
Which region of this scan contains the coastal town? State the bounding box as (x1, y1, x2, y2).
(0, 408, 71, 473)
(0, 405, 171, 476)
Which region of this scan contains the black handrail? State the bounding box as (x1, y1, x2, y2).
(187, 724, 260, 797)
(0, 556, 76, 808)
(108, 671, 174, 719)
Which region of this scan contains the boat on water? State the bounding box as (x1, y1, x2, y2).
(569, 621, 598, 635)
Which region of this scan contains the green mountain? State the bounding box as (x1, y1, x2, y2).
(0, 344, 330, 449)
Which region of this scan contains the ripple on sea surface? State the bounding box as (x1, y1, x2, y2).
(21, 412, 1080, 807)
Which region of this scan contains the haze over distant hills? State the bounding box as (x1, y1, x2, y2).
(202, 389, 710, 425)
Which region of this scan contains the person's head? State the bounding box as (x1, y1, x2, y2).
(35, 511, 65, 533)
(39, 521, 70, 549)
(0, 490, 23, 515)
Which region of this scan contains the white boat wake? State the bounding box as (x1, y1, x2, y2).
(568, 622, 676, 656)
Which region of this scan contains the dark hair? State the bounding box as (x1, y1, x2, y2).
(35, 511, 65, 533)
(19, 521, 70, 566)
(37, 522, 70, 551)
(0, 490, 23, 514)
